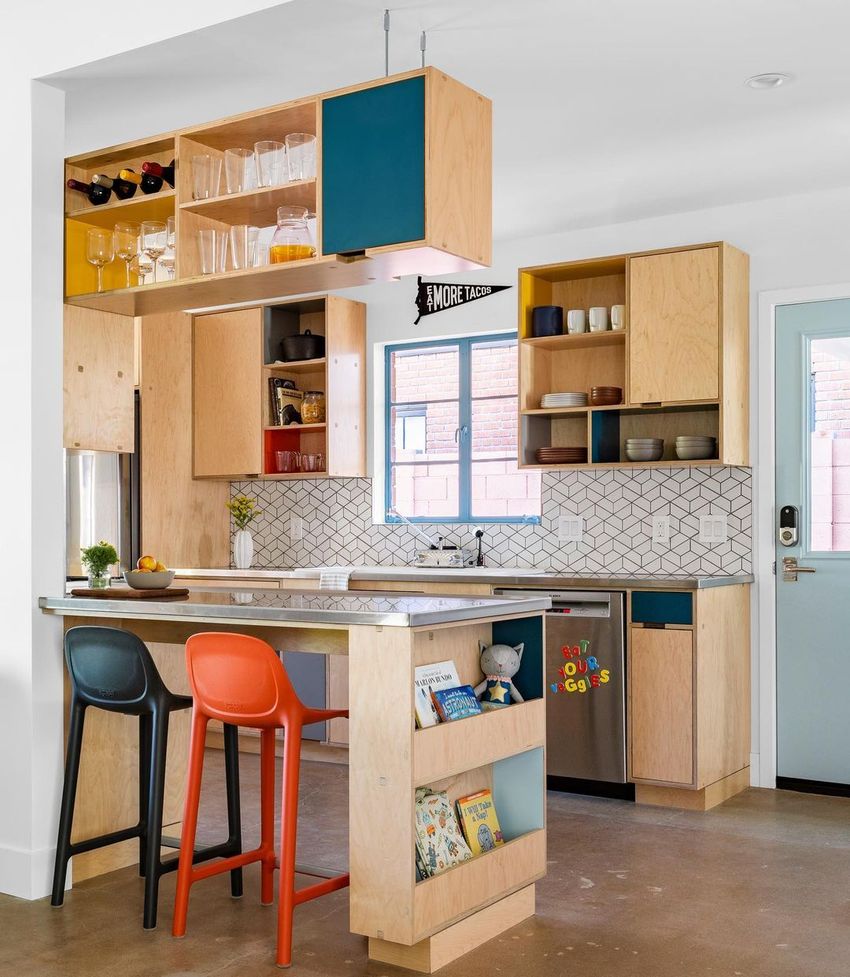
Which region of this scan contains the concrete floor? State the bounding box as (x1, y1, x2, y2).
(2, 751, 850, 977)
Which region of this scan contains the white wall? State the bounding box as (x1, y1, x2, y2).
(0, 0, 287, 902)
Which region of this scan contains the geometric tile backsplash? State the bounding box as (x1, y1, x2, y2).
(231, 466, 752, 576)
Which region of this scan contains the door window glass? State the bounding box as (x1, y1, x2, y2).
(809, 336, 850, 551)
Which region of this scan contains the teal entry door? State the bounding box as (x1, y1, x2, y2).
(776, 299, 850, 788)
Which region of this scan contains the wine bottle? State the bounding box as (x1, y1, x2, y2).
(141, 159, 175, 188)
(91, 173, 137, 200)
(119, 168, 163, 195)
(66, 178, 112, 206)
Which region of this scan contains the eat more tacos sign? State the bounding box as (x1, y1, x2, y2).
(414, 276, 511, 324)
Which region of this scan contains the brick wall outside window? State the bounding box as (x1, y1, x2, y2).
(811, 348, 850, 550)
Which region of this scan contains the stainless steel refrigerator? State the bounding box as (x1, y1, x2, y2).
(66, 392, 140, 579)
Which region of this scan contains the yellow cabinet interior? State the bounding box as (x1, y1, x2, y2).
(517, 242, 749, 470)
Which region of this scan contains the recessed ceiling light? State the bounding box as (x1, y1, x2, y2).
(745, 72, 791, 90)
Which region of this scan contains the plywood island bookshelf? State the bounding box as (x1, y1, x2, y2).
(350, 613, 546, 974)
(518, 242, 749, 470)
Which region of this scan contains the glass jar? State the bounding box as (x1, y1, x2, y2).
(302, 391, 326, 424)
(269, 205, 316, 263)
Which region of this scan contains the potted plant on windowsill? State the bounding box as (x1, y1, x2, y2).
(226, 495, 261, 570)
(80, 540, 119, 589)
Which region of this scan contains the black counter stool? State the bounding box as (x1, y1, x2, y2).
(51, 625, 244, 928)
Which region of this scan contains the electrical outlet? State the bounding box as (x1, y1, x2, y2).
(558, 514, 583, 544)
(289, 514, 303, 542)
(652, 515, 671, 546)
(698, 513, 728, 544)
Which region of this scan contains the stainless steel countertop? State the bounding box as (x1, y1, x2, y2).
(172, 566, 753, 590)
(39, 590, 551, 628)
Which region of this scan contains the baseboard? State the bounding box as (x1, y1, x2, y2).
(547, 776, 635, 801)
(776, 776, 850, 798)
(0, 842, 56, 900)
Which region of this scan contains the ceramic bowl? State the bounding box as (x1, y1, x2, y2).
(625, 445, 664, 462)
(124, 569, 176, 590)
(674, 444, 716, 460)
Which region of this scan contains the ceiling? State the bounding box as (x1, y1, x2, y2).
(45, 0, 850, 241)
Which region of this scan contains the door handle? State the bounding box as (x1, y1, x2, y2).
(782, 556, 816, 582)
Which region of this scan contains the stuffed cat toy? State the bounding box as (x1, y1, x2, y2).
(474, 641, 524, 711)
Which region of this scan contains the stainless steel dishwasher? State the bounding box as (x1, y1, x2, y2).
(494, 589, 628, 789)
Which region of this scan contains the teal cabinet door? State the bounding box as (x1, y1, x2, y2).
(322, 76, 425, 255)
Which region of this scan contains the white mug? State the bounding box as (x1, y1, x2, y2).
(567, 309, 587, 334)
(588, 307, 609, 332)
(611, 304, 626, 331)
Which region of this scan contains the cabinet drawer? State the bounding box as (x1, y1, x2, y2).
(631, 591, 692, 626)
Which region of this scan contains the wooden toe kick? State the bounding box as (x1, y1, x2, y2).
(367, 885, 536, 973)
(635, 766, 750, 812)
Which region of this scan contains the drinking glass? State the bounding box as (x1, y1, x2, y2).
(132, 254, 154, 285)
(229, 224, 259, 270)
(198, 228, 229, 275)
(224, 148, 254, 194)
(86, 227, 114, 293)
(159, 216, 177, 280)
(254, 140, 285, 188)
(140, 220, 167, 281)
(191, 153, 222, 200)
(285, 133, 317, 182)
(113, 221, 139, 288)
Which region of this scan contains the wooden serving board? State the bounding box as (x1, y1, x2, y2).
(70, 587, 190, 600)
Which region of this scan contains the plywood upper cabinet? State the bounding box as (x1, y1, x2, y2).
(193, 308, 264, 478)
(64, 305, 135, 452)
(628, 246, 720, 404)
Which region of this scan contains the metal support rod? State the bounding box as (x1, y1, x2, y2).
(420, 30, 426, 68)
(384, 9, 390, 76)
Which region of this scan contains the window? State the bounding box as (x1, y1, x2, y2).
(385, 334, 541, 522)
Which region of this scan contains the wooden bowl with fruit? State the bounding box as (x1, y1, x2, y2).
(124, 555, 175, 590)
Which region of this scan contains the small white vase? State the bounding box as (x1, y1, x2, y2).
(233, 529, 254, 570)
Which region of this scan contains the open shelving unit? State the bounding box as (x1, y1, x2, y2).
(517, 244, 750, 469)
(349, 612, 546, 972)
(63, 67, 492, 316)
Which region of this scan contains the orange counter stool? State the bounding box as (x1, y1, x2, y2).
(51, 626, 244, 929)
(173, 632, 350, 968)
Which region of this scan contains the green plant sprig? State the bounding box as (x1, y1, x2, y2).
(226, 495, 261, 531)
(80, 540, 119, 577)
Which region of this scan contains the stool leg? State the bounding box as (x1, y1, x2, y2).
(259, 727, 276, 906)
(172, 709, 208, 938)
(138, 713, 152, 878)
(142, 708, 169, 929)
(51, 700, 86, 907)
(276, 721, 303, 969)
(222, 723, 243, 899)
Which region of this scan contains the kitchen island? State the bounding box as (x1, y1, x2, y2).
(40, 589, 549, 973)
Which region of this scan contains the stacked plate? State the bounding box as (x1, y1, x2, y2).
(625, 438, 664, 462)
(675, 436, 717, 460)
(540, 391, 588, 409)
(536, 446, 588, 465)
(590, 385, 623, 407)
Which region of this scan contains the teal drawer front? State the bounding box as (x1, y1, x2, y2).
(631, 592, 693, 626)
(322, 76, 426, 255)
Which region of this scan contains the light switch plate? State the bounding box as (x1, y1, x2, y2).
(652, 515, 671, 546)
(289, 514, 303, 542)
(558, 514, 583, 544)
(699, 513, 728, 544)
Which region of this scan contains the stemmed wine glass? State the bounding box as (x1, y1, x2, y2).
(159, 216, 177, 280)
(140, 220, 167, 282)
(113, 221, 140, 288)
(86, 227, 114, 293)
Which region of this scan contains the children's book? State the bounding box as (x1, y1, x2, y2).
(431, 685, 482, 722)
(414, 660, 461, 728)
(456, 788, 505, 856)
(413, 787, 473, 878)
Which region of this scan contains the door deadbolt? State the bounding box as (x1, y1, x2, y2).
(779, 505, 799, 547)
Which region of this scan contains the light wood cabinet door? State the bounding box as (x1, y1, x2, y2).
(629, 627, 694, 785)
(628, 247, 720, 404)
(193, 308, 263, 477)
(64, 305, 135, 452)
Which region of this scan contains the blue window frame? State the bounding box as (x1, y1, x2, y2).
(384, 334, 541, 524)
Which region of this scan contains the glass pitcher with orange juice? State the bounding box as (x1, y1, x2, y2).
(269, 205, 316, 262)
